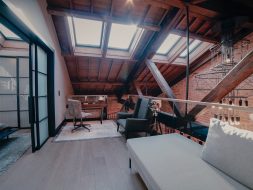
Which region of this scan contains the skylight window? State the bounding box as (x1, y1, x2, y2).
(179, 40, 201, 58)
(0, 23, 20, 40)
(108, 23, 137, 50)
(157, 34, 181, 54)
(73, 18, 103, 47)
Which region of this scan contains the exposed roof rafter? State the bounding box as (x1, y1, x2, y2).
(47, 6, 161, 31)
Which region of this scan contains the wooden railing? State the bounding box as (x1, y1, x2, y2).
(107, 112, 118, 120)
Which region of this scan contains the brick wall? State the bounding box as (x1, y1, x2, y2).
(161, 32, 253, 131)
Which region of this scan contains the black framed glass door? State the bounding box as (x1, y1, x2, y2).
(29, 44, 49, 151)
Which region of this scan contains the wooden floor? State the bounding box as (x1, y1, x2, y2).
(0, 137, 147, 190)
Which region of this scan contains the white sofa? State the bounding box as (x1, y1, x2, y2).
(127, 133, 250, 190)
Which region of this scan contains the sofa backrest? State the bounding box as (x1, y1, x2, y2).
(202, 118, 253, 189)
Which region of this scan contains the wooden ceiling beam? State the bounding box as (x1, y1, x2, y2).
(116, 61, 124, 80)
(126, 8, 184, 85)
(134, 82, 143, 96)
(143, 0, 219, 20)
(97, 59, 101, 81)
(107, 60, 113, 81)
(72, 81, 158, 86)
(88, 57, 91, 81)
(64, 55, 137, 63)
(188, 49, 253, 118)
(171, 29, 219, 43)
(146, 59, 183, 117)
(47, 6, 161, 32)
(101, 22, 111, 57)
(140, 4, 151, 24)
(63, 16, 73, 55)
(75, 57, 80, 81)
(72, 81, 123, 86)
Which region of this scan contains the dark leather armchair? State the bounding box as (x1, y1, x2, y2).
(116, 98, 152, 139)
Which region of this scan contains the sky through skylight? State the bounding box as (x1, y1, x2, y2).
(180, 40, 201, 57)
(157, 34, 181, 54)
(73, 18, 103, 47)
(108, 23, 137, 50)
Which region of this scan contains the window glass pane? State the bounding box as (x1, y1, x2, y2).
(20, 111, 29, 128)
(38, 96, 47, 121)
(0, 58, 16, 77)
(180, 40, 201, 57)
(38, 73, 47, 96)
(108, 23, 137, 50)
(19, 78, 29, 94)
(0, 95, 17, 111)
(19, 58, 29, 77)
(20, 95, 28, 110)
(157, 34, 181, 54)
(0, 23, 21, 40)
(73, 18, 103, 47)
(37, 47, 47, 74)
(39, 119, 48, 145)
(0, 111, 17, 127)
(0, 78, 16, 94)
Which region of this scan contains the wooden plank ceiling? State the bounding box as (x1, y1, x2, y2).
(47, 0, 253, 95)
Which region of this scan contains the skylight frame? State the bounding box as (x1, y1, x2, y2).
(72, 17, 104, 48)
(179, 40, 202, 58)
(156, 34, 182, 55)
(0, 23, 21, 41)
(108, 23, 139, 51)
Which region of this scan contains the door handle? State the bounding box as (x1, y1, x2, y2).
(28, 96, 35, 124)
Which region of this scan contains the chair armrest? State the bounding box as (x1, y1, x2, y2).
(117, 112, 133, 119)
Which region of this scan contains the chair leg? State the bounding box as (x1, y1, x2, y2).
(81, 118, 90, 132)
(158, 122, 162, 134)
(117, 124, 119, 132)
(72, 118, 90, 132)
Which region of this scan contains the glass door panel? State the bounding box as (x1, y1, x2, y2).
(36, 46, 48, 147)
(0, 57, 18, 127)
(29, 44, 49, 151)
(19, 58, 29, 128)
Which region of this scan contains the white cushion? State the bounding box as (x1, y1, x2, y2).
(202, 118, 253, 189)
(127, 134, 248, 190)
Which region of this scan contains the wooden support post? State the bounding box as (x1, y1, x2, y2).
(146, 59, 182, 118)
(189, 49, 253, 118)
(134, 82, 143, 97)
(185, 4, 190, 117)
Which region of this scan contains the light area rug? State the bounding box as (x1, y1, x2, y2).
(54, 120, 121, 142)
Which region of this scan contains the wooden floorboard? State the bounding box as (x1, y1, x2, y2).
(0, 137, 147, 190)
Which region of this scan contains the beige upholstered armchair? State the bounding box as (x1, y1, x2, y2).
(67, 99, 91, 132)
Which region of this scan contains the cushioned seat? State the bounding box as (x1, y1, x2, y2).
(127, 134, 249, 190)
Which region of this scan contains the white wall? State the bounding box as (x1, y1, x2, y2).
(3, 0, 74, 128)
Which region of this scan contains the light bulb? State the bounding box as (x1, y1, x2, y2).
(230, 116, 235, 125)
(225, 58, 231, 63)
(235, 116, 240, 125)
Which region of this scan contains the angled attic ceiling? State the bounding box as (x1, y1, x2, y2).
(46, 0, 253, 95)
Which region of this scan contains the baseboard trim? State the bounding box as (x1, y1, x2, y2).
(54, 119, 66, 136)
